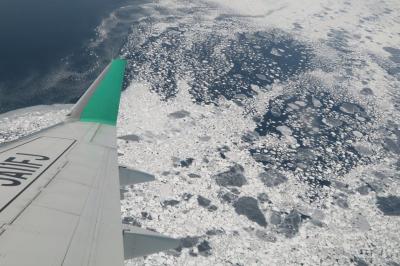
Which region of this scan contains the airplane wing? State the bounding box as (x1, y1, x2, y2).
(0, 59, 179, 266)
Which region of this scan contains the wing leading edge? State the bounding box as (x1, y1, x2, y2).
(0, 59, 179, 266)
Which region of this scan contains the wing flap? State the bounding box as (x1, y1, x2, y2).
(0, 205, 79, 266)
(123, 225, 180, 259)
(119, 166, 155, 186)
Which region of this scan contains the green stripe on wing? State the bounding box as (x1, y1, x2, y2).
(80, 59, 127, 125)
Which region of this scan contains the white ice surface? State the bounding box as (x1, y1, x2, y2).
(1, 0, 399, 265)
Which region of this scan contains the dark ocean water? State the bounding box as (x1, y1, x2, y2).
(0, 0, 122, 74)
(0, 0, 147, 114)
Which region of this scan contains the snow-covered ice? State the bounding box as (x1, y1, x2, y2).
(1, 0, 400, 265)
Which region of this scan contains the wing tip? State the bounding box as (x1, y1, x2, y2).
(68, 59, 127, 125)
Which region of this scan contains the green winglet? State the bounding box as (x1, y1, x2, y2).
(80, 59, 127, 125)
